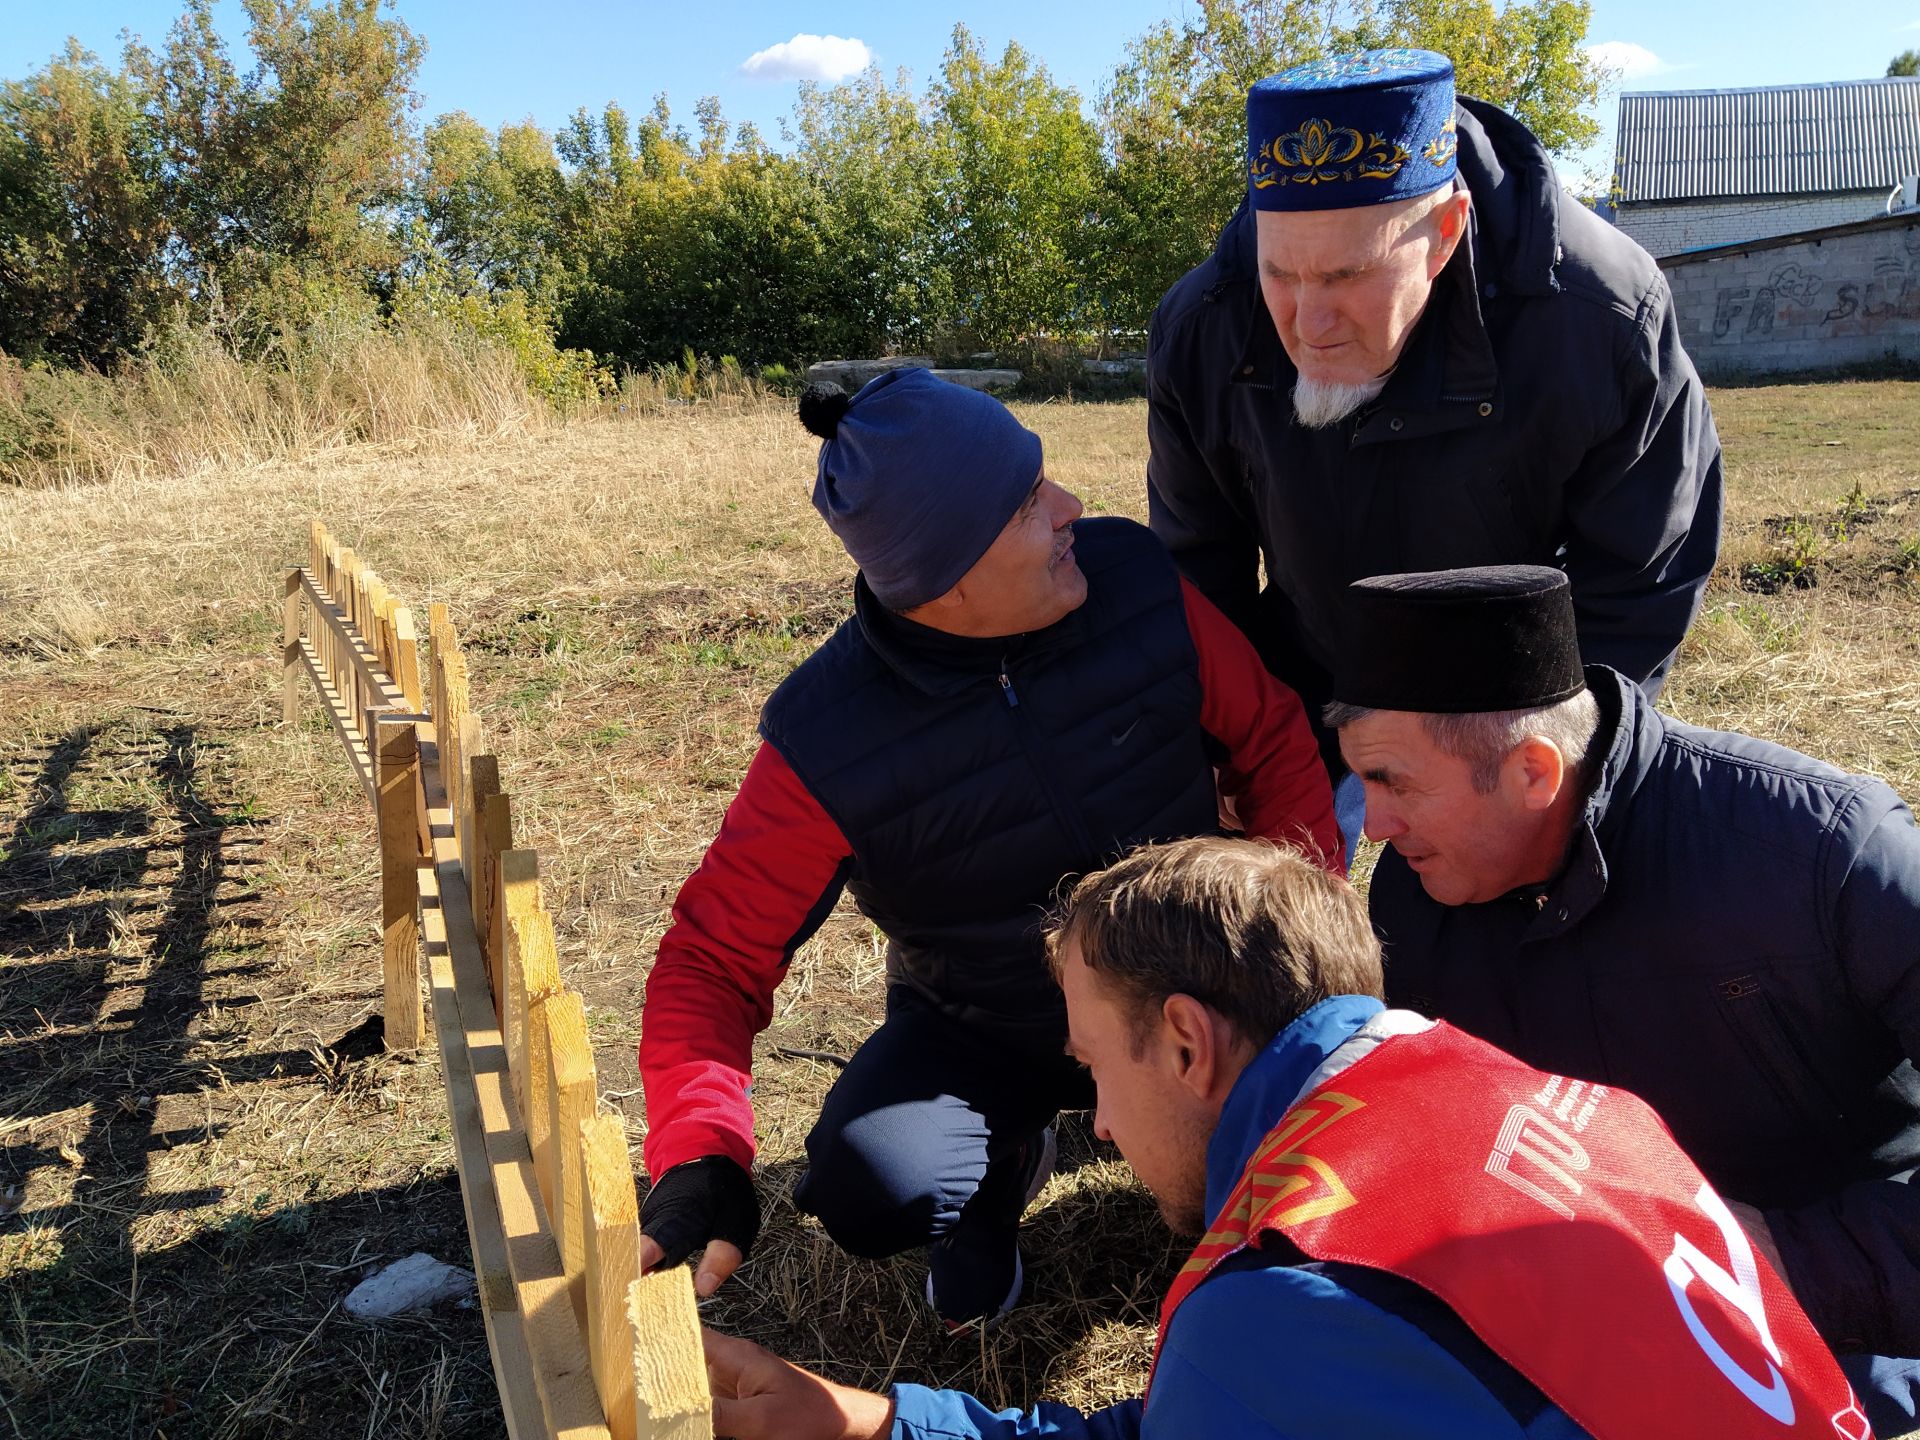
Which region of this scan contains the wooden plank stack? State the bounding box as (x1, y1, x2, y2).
(283, 523, 712, 1440)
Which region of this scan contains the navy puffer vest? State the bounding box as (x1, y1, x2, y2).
(760, 517, 1219, 1036)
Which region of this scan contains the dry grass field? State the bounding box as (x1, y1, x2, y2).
(1, 379, 1917, 1438)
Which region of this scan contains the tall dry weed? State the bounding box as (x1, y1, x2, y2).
(0, 323, 546, 489)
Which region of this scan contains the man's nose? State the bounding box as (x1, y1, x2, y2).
(1363, 795, 1407, 844)
(1052, 485, 1084, 528)
(1296, 291, 1341, 342)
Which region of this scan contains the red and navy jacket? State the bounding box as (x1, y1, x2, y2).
(640, 518, 1340, 1177)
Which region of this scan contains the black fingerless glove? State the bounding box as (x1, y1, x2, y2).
(640, 1155, 760, 1270)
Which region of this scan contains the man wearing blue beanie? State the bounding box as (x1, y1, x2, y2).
(635, 368, 1342, 1328)
(1145, 49, 1723, 854)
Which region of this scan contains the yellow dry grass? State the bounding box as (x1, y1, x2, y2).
(1, 378, 1916, 1436)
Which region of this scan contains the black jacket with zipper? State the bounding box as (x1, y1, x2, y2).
(1375, 665, 1920, 1377)
(1147, 97, 1723, 766)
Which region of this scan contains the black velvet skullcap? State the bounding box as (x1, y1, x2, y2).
(1333, 565, 1585, 714)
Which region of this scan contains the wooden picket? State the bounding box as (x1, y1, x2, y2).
(282, 521, 711, 1440)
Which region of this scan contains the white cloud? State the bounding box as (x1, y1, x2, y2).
(739, 34, 871, 83)
(1584, 40, 1673, 81)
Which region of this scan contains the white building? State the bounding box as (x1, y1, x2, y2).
(1613, 77, 1920, 260)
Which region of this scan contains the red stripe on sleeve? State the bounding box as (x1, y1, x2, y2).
(1181, 578, 1344, 872)
(639, 742, 852, 1176)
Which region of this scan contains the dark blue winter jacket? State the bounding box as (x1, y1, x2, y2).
(886, 997, 1589, 1440)
(761, 517, 1219, 1037)
(1374, 666, 1920, 1427)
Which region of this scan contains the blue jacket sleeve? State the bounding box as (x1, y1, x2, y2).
(1148, 1265, 1553, 1439)
(1768, 793, 1920, 1356)
(889, 1386, 1140, 1440)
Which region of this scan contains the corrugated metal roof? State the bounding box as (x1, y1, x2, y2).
(1614, 77, 1920, 204)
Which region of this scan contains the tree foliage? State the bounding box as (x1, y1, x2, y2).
(1890, 51, 1920, 79)
(2, 0, 1607, 376)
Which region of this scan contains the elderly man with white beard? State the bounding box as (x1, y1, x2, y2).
(1144, 49, 1723, 843)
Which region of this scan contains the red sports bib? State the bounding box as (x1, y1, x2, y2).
(1152, 1022, 1870, 1440)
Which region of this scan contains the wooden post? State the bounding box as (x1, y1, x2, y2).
(544, 989, 596, 1323)
(376, 719, 425, 1051)
(282, 569, 302, 726)
(393, 605, 424, 714)
(627, 1270, 713, 1439)
(527, 990, 557, 1217)
(467, 756, 504, 957)
(338, 546, 360, 640)
(482, 791, 518, 1014)
(442, 652, 472, 844)
(508, 908, 562, 1124)
(458, 711, 485, 856)
(491, 842, 537, 1024)
(582, 1113, 641, 1440)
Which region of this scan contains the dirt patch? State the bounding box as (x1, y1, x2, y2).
(0, 714, 498, 1439)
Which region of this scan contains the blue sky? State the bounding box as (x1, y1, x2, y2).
(5, 0, 1916, 182)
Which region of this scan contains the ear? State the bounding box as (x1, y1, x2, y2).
(1427, 190, 1471, 279)
(1159, 993, 1235, 1103)
(1508, 735, 1567, 812)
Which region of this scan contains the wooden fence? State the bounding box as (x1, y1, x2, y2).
(283, 521, 712, 1440)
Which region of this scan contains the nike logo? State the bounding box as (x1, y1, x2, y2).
(1110, 718, 1143, 746)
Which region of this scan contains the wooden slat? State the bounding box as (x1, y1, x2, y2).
(282, 570, 302, 727)
(507, 908, 562, 1128)
(295, 568, 407, 716)
(418, 806, 549, 1440)
(296, 638, 376, 806)
(493, 845, 538, 1028)
(483, 792, 517, 988)
(527, 989, 559, 1224)
(627, 1271, 712, 1439)
(581, 1114, 640, 1440)
(458, 711, 485, 865)
(377, 719, 425, 1052)
(544, 990, 596, 1326)
(393, 606, 425, 714)
(468, 757, 504, 972)
(420, 726, 611, 1440)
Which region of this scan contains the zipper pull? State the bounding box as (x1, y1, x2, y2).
(998, 671, 1019, 707)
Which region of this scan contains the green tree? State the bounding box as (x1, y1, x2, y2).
(929, 25, 1106, 351)
(0, 41, 170, 365)
(1350, 0, 1603, 154)
(420, 112, 565, 301)
(1890, 50, 1920, 78)
(126, 0, 424, 321)
(788, 67, 949, 352)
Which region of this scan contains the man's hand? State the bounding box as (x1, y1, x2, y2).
(639, 1156, 758, 1298)
(704, 1328, 895, 1440)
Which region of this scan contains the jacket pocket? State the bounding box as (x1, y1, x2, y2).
(1714, 972, 1849, 1134)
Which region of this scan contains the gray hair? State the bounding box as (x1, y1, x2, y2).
(1322, 690, 1601, 795)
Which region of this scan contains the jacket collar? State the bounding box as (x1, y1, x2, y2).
(852, 571, 1089, 698)
(1204, 995, 1383, 1221)
(1519, 665, 1665, 943)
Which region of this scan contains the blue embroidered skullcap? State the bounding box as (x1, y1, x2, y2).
(804, 368, 1042, 611)
(1247, 49, 1458, 211)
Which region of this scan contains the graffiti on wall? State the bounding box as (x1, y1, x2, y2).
(1706, 227, 1920, 344)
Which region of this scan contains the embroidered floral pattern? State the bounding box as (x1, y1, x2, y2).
(1250, 118, 1411, 189)
(1423, 116, 1458, 168)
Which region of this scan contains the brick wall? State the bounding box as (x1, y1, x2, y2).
(1661, 215, 1920, 379)
(1620, 192, 1891, 259)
